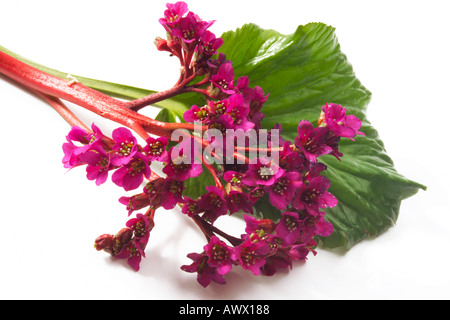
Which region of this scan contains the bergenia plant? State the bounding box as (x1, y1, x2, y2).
(0, 2, 425, 287)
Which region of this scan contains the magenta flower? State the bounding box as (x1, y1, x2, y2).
(198, 186, 227, 223)
(159, 1, 189, 30)
(235, 237, 269, 275)
(204, 236, 237, 275)
(181, 197, 203, 217)
(261, 252, 293, 276)
(115, 240, 146, 271)
(183, 105, 210, 123)
(295, 120, 332, 163)
(227, 191, 253, 215)
(144, 136, 169, 162)
(144, 178, 165, 210)
(160, 178, 185, 210)
(321, 103, 364, 141)
(243, 214, 276, 235)
(62, 138, 83, 169)
(242, 158, 284, 187)
(234, 76, 249, 95)
(286, 243, 312, 261)
(223, 170, 244, 187)
(211, 62, 235, 95)
(293, 176, 337, 216)
(246, 86, 269, 129)
(265, 171, 303, 211)
(275, 211, 302, 245)
(67, 123, 104, 150)
(248, 187, 266, 204)
(110, 127, 138, 167)
(172, 12, 213, 44)
(314, 214, 334, 238)
(126, 213, 154, 243)
(163, 145, 203, 181)
(112, 152, 151, 191)
(207, 113, 234, 133)
(226, 93, 254, 130)
(78, 145, 112, 186)
(198, 30, 224, 56)
(62, 123, 106, 169)
(181, 253, 226, 287)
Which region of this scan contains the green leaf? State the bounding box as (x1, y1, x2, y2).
(218, 23, 426, 250)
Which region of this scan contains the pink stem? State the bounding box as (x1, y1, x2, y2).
(0, 50, 204, 138)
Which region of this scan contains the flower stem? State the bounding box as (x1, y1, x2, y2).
(0, 50, 203, 138)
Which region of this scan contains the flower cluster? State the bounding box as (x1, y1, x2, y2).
(180, 103, 363, 287)
(157, 1, 269, 130)
(184, 75, 268, 131)
(59, 2, 364, 284)
(94, 213, 155, 271)
(157, 1, 222, 73)
(181, 212, 328, 287)
(63, 125, 169, 192)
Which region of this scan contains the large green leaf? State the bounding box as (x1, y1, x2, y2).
(218, 23, 426, 249)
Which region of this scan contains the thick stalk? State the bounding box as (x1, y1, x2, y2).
(0, 50, 202, 138)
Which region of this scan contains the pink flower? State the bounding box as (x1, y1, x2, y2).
(227, 191, 253, 215)
(235, 237, 269, 275)
(243, 214, 276, 235)
(110, 127, 138, 167)
(78, 145, 112, 186)
(211, 62, 235, 95)
(160, 178, 185, 210)
(144, 136, 169, 162)
(198, 30, 224, 56)
(115, 240, 146, 271)
(163, 144, 203, 181)
(293, 176, 337, 216)
(321, 103, 364, 141)
(159, 1, 189, 30)
(181, 197, 203, 217)
(62, 123, 105, 169)
(203, 236, 237, 275)
(295, 120, 333, 163)
(275, 211, 302, 245)
(144, 178, 165, 209)
(223, 170, 244, 187)
(226, 93, 254, 131)
(242, 158, 284, 187)
(183, 105, 210, 123)
(171, 12, 214, 44)
(126, 213, 154, 243)
(112, 153, 151, 191)
(198, 186, 227, 223)
(181, 253, 226, 288)
(265, 171, 303, 211)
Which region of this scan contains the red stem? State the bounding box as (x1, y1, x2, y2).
(0, 50, 203, 139)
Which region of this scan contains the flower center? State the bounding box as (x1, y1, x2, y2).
(148, 141, 164, 156)
(119, 141, 134, 157)
(258, 166, 274, 180)
(272, 178, 287, 195)
(212, 245, 228, 263)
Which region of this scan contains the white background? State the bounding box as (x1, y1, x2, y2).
(0, 0, 449, 300)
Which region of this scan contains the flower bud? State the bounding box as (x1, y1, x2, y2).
(111, 228, 134, 255)
(94, 234, 114, 252)
(154, 37, 171, 52)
